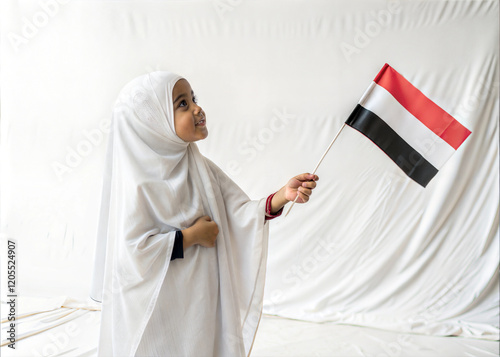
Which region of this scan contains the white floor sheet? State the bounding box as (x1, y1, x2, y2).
(1, 298, 499, 357)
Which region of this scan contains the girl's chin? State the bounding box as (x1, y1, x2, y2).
(194, 129, 208, 141)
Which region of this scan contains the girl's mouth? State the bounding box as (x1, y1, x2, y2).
(195, 118, 206, 126)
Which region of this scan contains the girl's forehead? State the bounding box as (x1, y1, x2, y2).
(173, 78, 191, 93)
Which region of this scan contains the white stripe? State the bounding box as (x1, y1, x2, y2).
(358, 82, 456, 170)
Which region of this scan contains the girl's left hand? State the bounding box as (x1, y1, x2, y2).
(283, 173, 319, 204)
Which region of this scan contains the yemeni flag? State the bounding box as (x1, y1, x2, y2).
(346, 63, 471, 187)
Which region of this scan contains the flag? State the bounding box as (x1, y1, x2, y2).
(345, 63, 471, 187)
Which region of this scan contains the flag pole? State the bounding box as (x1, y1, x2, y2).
(284, 123, 346, 217)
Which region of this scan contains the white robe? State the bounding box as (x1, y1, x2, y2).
(89, 71, 270, 356)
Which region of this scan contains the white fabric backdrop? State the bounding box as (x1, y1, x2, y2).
(1, 0, 498, 342)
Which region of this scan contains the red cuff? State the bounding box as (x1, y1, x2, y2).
(265, 192, 283, 220)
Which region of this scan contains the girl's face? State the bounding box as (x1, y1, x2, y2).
(172, 79, 208, 142)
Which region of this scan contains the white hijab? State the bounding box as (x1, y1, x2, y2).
(90, 71, 270, 356)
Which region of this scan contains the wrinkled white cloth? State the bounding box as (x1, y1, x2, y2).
(89, 71, 269, 356)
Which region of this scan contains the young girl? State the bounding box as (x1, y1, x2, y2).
(90, 71, 318, 356)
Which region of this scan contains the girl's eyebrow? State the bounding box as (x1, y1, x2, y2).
(173, 90, 194, 105)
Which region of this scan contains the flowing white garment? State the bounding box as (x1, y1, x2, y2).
(89, 71, 269, 356)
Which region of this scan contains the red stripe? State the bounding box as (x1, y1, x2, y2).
(374, 63, 471, 150)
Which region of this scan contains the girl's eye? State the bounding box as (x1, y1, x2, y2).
(179, 100, 187, 107)
(193, 96, 198, 104)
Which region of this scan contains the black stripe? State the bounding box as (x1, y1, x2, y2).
(345, 104, 438, 187)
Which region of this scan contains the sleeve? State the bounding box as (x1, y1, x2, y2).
(170, 230, 184, 261)
(203, 157, 270, 356)
(265, 192, 284, 220)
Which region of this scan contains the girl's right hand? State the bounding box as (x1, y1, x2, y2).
(182, 215, 219, 249)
